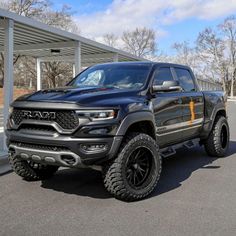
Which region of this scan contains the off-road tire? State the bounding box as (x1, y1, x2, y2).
(204, 116, 229, 157)
(9, 154, 59, 181)
(103, 133, 161, 201)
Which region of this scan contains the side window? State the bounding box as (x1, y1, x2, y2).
(175, 68, 196, 92)
(153, 67, 174, 85)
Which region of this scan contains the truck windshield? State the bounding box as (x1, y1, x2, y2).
(68, 64, 151, 89)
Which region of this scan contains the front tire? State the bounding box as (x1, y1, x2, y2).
(103, 133, 161, 201)
(204, 116, 230, 157)
(9, 153, 59, 181)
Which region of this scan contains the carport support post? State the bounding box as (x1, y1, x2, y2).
(72, 64, 75, 77)
(36, 58, 41, 90)
(74, 42, 81, 76)
(113, 53, 119, 62)
(3, 19, 14, 151)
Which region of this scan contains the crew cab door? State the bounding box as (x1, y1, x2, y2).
(151, 66, 184, 147)
(173, 67, 204, 139)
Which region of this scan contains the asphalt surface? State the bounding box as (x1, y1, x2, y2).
(0, 108, 4, 151)
(0, 108, 3, 127)
(0, 102, 236, 236)
(0, 132, 3, 152)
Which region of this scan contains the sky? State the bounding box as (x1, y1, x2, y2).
(52, 0, 236, 55)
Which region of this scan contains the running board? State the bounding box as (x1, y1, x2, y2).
(160, 139, 199, 158)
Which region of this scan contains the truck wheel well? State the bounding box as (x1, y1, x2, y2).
(125, 121, 156, 140)
(215, 109, 226, 119)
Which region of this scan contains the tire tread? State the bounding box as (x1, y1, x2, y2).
(103, 132, 161, 201)
(9, 154, 58, 181)
(204, 116, 229, 157)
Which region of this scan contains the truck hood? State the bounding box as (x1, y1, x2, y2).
(15, 86, 142, 107)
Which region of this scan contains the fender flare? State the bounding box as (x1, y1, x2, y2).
(202, 105, 227, 139)
(209, 104, 227, 129)
(210, 105, 227, 121)
(116, 111, 156, 136)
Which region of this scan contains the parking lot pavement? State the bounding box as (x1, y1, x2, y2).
(0, 108, 6, 152)
(0, 132, 3, 151)
(0, 108, 3, 129)
(0, 107, 4, 150)
(0, 102, 236, 236)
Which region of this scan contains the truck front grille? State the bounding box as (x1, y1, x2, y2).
(11, 109, 79, 130)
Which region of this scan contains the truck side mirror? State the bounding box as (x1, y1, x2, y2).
(152, 80, 182, 92)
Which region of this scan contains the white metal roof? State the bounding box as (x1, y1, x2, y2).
(0, 8, 145, 66)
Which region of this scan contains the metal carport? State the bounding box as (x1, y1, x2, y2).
(0, 8, 144, 153)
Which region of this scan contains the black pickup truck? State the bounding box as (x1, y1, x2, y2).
(6, 62, 229, 201)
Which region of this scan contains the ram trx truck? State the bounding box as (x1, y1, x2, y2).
(6, 62, 229, 201)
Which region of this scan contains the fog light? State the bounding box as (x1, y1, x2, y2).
(88, 128, 109, 135)
(80, 144, 107, 152)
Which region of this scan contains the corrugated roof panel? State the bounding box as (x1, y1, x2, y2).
(0, 9, 146, 62)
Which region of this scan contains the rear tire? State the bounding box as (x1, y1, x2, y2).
(204, 116, 229, 157)
(103, 133, 161, 201)
(9, 154, 59, 181)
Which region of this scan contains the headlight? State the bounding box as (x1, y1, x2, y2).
(75, 110, 116, 121)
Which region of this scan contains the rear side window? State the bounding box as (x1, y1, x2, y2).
(153, 67, 174, 85)
(175, 68, 195, 92)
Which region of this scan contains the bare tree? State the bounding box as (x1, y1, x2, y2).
(172, 41, 195, 66)
(172, 41, 206, 80)
(0, 53, 20, 87)
(0, 0, 50, 87)
(122, 27, 156, 57)
(39, 5, 79, 88)
(196, 27, 229, 92)
(0, 0, 49, 87)
(0, 0, 79, 89)
(42, 62, 72, 88)
(7, 0, 49, 18)
(102, 33, 118, 47)
(218, 16, 236, 97)
(42, 4, 80, 34)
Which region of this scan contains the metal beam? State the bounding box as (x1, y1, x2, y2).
(72, 64, 75, 77)
(74, 42, 81, 75)
(7, 41, 77, 52)
(3, 19, 14, 151)
(0, 8, 145, 61)
(39, 56, 74, 62)
(113, 53, 119, 62)
(36, 58, 41, 90)
(39, 53, 115, 62)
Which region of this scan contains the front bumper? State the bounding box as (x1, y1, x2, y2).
(6, 129, 123, 167)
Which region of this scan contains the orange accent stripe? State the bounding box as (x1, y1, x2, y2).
(189, 101, 195, 124)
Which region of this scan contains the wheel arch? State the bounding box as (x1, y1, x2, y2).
(214, 109, 226, 119)
(201, 107, 227, 140)
(116, 111, 156, 140)
(210, 108, 227, 130)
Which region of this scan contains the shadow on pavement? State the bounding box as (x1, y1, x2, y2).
(41, 167, 111, 199)
(152, 141, 236, 198)
(40, 141, 236, 200)
(0, 169, 12, 176)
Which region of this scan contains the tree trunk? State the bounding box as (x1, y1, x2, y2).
(232, 68, 236, 97)
(230, 79, 234, 97)
(222, 78, 226, 92)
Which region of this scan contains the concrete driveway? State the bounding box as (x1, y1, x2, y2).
(0, 102, 236, 236)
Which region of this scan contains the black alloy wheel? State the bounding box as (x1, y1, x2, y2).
(126, 147, 152, 189)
